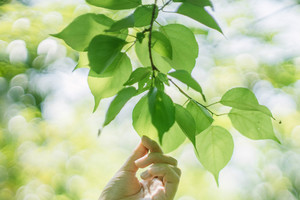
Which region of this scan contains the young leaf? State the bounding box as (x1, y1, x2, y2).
(157, 72, 170, 86)
(132, 96, 186, 153)
(168, 70, 206, 102)
(173, 0, 213, 8)
(124, 67, 152, 86)
(161, 24, 199, 73)
(220, 87, 273, 117)
(196, 126, 234, 185)
(137, 74, 152, 93)
(88, 35, 127, 74)
(174, 104, 196, 146)
(177, 3, 222, 33)
(134, 4, 158, 27)
(228, 108, 279, 142)
(107, 14, 135, 32)
(52, 14, 114, 51)
(148, 88, 175, 144)
(186, 100, 213, 134)
(88, 53, 132, 112)
(155, 78, 165, 91)
(103, 87, 137, 126)
(86, 0, 141, 10)
(152, 31, 173, 59)
(135, 33, 172, 73)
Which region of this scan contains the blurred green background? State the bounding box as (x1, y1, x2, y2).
(0, 0, 300, 199)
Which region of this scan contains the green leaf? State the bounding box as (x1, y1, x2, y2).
(132, 96, 186, 153)
(168, 70, 206, 102)
(152, 31, 173, 59)
(124, 67, 152, 86)
(173, 0, 213, 8)
(88, 35, 127, 74)
(88, 53, 132, 112)
(228, 108, 279, 142)
(161, 24, 199, 73)
(134, 4, 158, 27)
(196, 126, 234, 185)
(148, 88, 175, 144)
(86, 0, 141, 10)
(161, 122, 186, 153)
(107, 14, 135, 32)
(104, 87, 137, 126)
(154, 78, 165, 91)
(220, 87, 273, 117)
(174, 104, 196, 146)
(177, 3, 222, 33)
(74, 52, 89, 71)
(52, 14, 114, 51)
(135, 33, 172, 73)
(186, 100, 213, 134)
(157, 72, 170, 86)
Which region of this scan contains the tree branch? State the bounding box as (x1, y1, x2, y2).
(148, 0, 159, 73)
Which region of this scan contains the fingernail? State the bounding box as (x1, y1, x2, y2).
(141, 171, 150, 179)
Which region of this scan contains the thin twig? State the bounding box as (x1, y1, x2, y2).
(159, 0, 172, 11)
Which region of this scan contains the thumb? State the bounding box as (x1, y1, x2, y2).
(120, 139, 148, 172)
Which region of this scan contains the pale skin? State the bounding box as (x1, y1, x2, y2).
(99, 136, 181, 200)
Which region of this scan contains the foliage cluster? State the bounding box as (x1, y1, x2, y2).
(53, 0, 280, 183)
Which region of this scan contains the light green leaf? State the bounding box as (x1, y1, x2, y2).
(104, 87, 137, 126)
(132, 96, 186, 153)
(173, 0, 213, 8)
(88, 35, 127, 74)
(148, 88, 175, 144)
(88, 53, 132, 112)
(196, 126, 234, 185)
(161, 24, 199, 73)
(135, 33, 172, 73)
(168, 70, 206, 101)
(177, 3, 222, 33)
(228, 108, 279, 142)
(124, 67, 152, 86)
(86, 0, 141, 10)
(220, 87, 273, 117)
(175, 104, 196, 146)
(152, 31, 173, 59)
(52, 14, 114, 51)
(107, 14, 135, 32)
(74, 52, 89, 71)
(186, 100, 213, 134)
(157, 72, 170, 86)
(134, 4, 158, 27)
(155, 78, 165, 91)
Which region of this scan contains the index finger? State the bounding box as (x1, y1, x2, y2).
(142, 135, 163, 153)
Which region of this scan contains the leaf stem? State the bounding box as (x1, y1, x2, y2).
(159, 0, 172, 11)
(148, 0, 159, 76)
(207, 101, 220, 107)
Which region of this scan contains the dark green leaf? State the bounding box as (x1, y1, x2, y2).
(52, 14, 114, 51)
(124, 67, 152, 86)
(136, 32, 146, 43)
(177, 3, 222, 33)
(196, 126, 234, 185)
(175, 104, 196, 146)
(107, 14, 135, 32)
(186, 100, 213, 134)
(155, 78, 165, 91)
(88, 35, 127, 74)
(148, 88, 175, 144)
(161, 24, 199, 73)
(86, 0, 141, 10)
(104, 87, 137, 126)
(228, 108, 279, 142)
(88, 53, 132, 112)
(132, 96, 186, 153)
(152, 31, 173, 59)
(168, 70, 206, 101)
(134, 4, 158, 27)
(220, 87, 273, 117)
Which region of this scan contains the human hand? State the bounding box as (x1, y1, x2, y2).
(99, 136, 181, 200)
